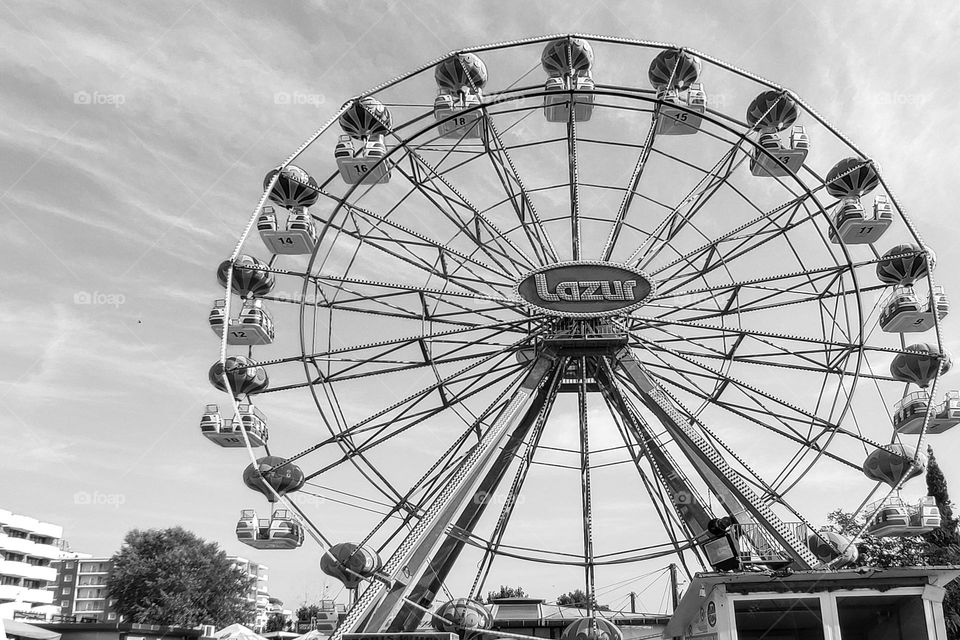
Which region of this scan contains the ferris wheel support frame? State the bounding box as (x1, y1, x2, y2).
(332, 350, 559, 638)
(614, 348, 820, 569)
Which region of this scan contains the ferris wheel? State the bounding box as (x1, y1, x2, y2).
(203, 35, 955, 638)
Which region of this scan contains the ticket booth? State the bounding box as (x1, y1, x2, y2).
(662, 566, 959, 640)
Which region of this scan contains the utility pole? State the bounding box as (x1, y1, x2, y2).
(629, 591, 636, 613)
(669, 563, 680, 613)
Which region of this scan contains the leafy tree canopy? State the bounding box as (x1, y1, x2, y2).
(265, 612, 290, 633)
(106, 527, 255, 627)
(485, 585, 528, 603)
(556, 589, 610, 611)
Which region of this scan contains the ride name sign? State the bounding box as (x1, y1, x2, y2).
(516, 262, 654, 317)
(343, 633, 458, 640)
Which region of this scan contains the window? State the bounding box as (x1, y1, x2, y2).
(22, 580, 41, 589)
(837, 594, 928, 640)
(64, 575, 73, 582)
(60, 600, 69, 608)
(65, 562, 75, 569)
(1, 576, 20, 586)
(62, 588, 72, 595)
(735, 598, 825, 640)
(107, 613, 116, 621)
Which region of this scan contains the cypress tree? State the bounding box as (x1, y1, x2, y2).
(925, 445, 960, 546)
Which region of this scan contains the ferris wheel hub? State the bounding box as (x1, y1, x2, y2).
(515, 261, 655, 318)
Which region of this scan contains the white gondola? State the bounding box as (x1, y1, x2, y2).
(910, 496, 942, 532)
(656, 83, 706, 136)
(749, 125, 809, 177)
(200, 402, 268, 447)
(866, 496, 940, 537)
(236, 509, 304, 549)
(199, 403, 223, 433)
(335, 134, 391, 185)
(879, 285, 949, 333)
(209, 298, 275, 345)
(865, 498, 911, 537)
(544, 75, 595, 123)
(893, 390, 960, 435)
(434, 92, 484, 139)
(829, 193, 893, 244)
(258, 205, 317, 255)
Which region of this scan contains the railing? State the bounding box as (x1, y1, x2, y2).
(730, 522, 808, 564)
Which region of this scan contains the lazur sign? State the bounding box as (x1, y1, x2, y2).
(516, 262, 654, 317)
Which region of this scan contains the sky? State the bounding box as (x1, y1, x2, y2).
(3, 0, 960, 618)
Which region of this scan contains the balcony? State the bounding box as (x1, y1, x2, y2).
(0, 560, 56, 582)
(0, 535, 61, 560)
(0, 585, 54, 604)
(0, 512, 63, 540)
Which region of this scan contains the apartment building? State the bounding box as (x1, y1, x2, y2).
(49, 558, 118, 622)
(227, 556, 270, 631)
(0, 509, 62, 619)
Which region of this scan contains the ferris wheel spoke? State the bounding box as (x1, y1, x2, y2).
(637, 363, 856, 470)
(282, 335, 536, 471)
(480, 107, 560, 264)
(566, 82, 583, 260)
(311, 324, 531, 384)
(629, 333, 840, 436)
(391, 159, 529, 278)
(599, 113, 660, 261)
(648, 202, 841, 300)
(625, 136, 747, 267)
(315, 200, 515, 298)
(390, 142, 538, 275)
(308, 276, 528, 330)
(647, 194, 819, 282)
(576, 356, 597, 613)
(313, 273, 517, 303)
(334, 196, 520, 292)
(649, 259, 873, 324)
(269, 319, 535, 368)
(630, 339, 883, 454)
(626, 320, 881, 383)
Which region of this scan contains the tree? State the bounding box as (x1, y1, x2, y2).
(925, 445, 960, 547)
(485, 585, 527, 603)
(265, 612, 290, 633)
(296, 604, 322, 622)
(106, 527, 255, 627)
(555, 589, 610, 611)
(825, 509, 928, 568)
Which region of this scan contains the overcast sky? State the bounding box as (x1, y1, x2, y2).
(3, 0, 960, 615)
